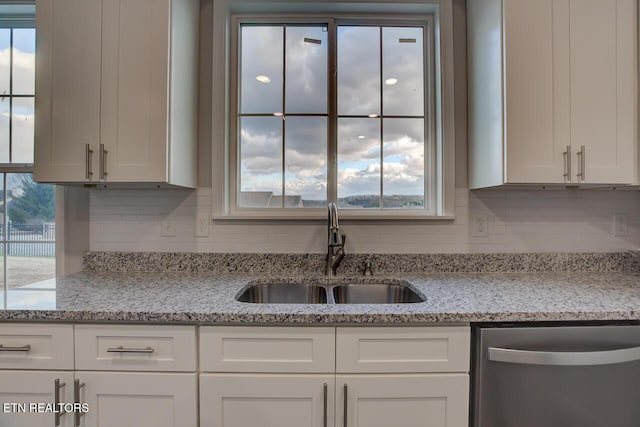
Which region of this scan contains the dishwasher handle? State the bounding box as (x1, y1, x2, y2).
(488, 345, 640, 366)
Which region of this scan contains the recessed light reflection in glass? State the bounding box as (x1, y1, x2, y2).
(273, 112, 284, 117)
(385, 78, 398, 85)
(357, 135, 365, 139)
(368, 114, 378, 118)
(256, 75, 271, 84)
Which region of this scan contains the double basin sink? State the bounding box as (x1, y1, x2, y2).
(236, 280, 425, 304)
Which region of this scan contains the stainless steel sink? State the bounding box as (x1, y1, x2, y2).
(332, 283, 425, 304)
(236, 283, 327, 304)
(236, 280, 425, 304)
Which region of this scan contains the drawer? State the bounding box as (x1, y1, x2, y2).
(0, 323, 74, 370)
(200, 326, 335, 373)
(336, 326, 470, 373)
(75, 324, 196, 372)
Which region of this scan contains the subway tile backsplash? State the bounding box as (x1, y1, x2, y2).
(89, 188, 640, 254)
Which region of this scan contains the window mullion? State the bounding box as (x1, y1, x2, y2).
(378, 26, 383, 209)
(281, 25, 286, 208)
(327, 19, 337, 205)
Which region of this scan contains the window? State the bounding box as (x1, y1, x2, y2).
(0, 6, 56, 310)
(229, 14, 446, 217)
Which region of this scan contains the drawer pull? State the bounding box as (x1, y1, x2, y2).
(107, 346, 154, 354)
(0, 344, 31, 352)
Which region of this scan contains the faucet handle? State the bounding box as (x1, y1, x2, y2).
(329, 230, 343, 247)
(340, 234, 346, 248)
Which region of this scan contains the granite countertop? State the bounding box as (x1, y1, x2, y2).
(1, 270, 639, 324)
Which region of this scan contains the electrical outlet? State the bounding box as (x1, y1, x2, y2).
(473, 214, 489, 237)
(161, 213, 176, 237)
(195, 214, 210, 237)
(613, 213, 628, 237)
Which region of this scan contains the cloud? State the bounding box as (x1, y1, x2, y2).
(0, 46, 35, 164)
(285, 26, 328, 113)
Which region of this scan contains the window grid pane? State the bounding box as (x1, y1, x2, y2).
(238, 24, 329, 208)
(236, 20, 430, 212)
(0, 23, 53, 310)
(336, 24, 426, 210)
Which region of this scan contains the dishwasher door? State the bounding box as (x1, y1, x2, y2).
(473, 324, 640, 427)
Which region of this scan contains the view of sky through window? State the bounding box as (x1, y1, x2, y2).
(238, 22, 428, 210)
(0, 27, 56, 310)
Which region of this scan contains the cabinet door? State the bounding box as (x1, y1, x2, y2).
(34, 0, 101, 182)
(336, 374, 468, 427)
(100, 0, 170, 182)
(200, 374, 335, 427)
(570, 0, 637, 184)
(76, 372, 196, 427)
(0, 371, 74, 427)
(503, 0, 571, 184)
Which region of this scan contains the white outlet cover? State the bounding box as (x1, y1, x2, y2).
(195, 214, 210, 237)
(472, 214, 489, 237)
(613, 213, 628, 237)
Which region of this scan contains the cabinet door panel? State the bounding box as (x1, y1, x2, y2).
(34, 0, 101, 182)
(0, 371, 74, 427)
(504, 0, 570, 183)
(570, 0, 637, 184)
(100, 0, 170, 182)
(336, 374, 468, 427)
(76, 372, 196, 427)
(200, 374, 335, 427)
(0, 323, 74, 370)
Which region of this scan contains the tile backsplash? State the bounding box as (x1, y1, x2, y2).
(89, 188, 640, 253)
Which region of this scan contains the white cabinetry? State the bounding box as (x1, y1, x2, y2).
(199, 326, 470, 427)
(468, 0, 637, 188)
(0, 323, 197, 427)
(337, 374, 469, 427)
(35, 0, 198, 188)
(0, 371, 75, 427)
(73, 324, 197, 427)
(0, 324, 75, 427)
(76, 372, 197, 427)
(201, 374, 334, 427)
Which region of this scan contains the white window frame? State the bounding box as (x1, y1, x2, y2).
(0, 4, 63, 309)
(212, 0, 456, 220)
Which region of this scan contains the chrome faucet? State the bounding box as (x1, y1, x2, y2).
(326, 202, 346, 276)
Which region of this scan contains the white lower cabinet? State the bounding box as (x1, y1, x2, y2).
(0, 324, 470, 427)
(75, 372, 197, 427)
(200, 374, 335, 427)
(337, 374, 469, 427)
(0, 371, 75, 427)
(198, 326, 470, 427)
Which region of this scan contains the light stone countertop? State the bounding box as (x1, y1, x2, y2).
(1, 271, 639, 324)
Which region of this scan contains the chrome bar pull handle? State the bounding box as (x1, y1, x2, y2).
(0, 344, 31, 352)
(99, 143, 108, 180)
(54, 379, 66, 427)
(562, 145, 571, 181)
(73, 379, 85, 427)
(107, 346, 154, 354)
(323, 383, 328, 427)
(85, 144, 93, 180)
(488, 345, 640, 366)
(576, 145, 585, 181)
(343, 383, 348, 427)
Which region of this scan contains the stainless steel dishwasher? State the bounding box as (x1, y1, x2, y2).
(473, 324, 640, 427)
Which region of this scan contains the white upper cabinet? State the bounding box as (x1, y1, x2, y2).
(34, 0, 102, 183)
(468, 0, 638, 188)
(35, 0, 198, 188)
